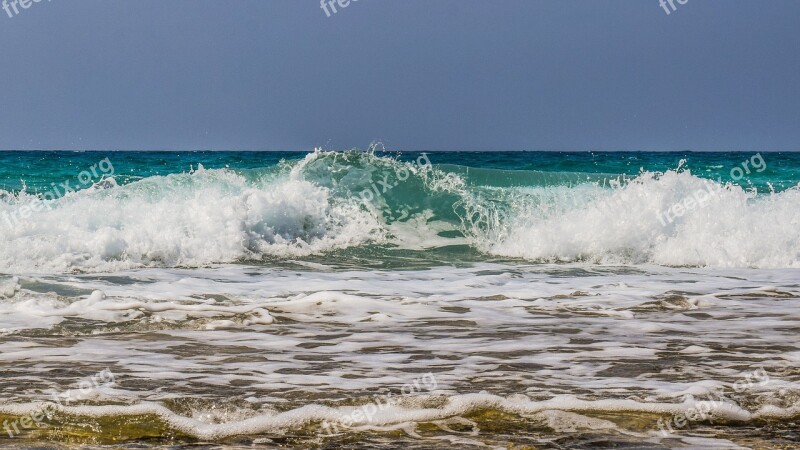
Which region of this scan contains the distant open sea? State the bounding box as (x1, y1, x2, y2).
(1, 150, 799, 449)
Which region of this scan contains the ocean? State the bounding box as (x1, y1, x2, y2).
(0, 150, 798, 449)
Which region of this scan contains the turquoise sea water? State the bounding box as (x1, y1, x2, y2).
(1, 149, 798, 270)
(1, 150, 799, 449)
(2, 150, 798, 194)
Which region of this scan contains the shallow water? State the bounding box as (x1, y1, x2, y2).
(1, 264, 799, 448)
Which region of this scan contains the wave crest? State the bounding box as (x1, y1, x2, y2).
(0, 161, 383, 272)
(1, 151, 799, 272)
(481, 169, 800, 268)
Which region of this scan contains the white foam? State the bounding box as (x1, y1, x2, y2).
(0, 392, 755, 440)
(2, 154, 799, 272)
(0, 167, 383, 272)
(480, 170, 800, 268)
(0, 275, 20, 298)
(0, 263, 797, 446)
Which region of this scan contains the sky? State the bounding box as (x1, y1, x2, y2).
(0, 0, 798, 151)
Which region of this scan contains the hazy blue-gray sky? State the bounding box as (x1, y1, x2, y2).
(0, 0, 798, 151)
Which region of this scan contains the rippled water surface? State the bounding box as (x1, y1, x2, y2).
(1, 151, 799, 448)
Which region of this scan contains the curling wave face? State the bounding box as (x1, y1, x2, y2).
(1, 150, 799, 272)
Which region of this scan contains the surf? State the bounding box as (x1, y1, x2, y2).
(0, 150, 798, 272)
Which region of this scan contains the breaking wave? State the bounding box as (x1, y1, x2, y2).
(1, 150, 799, 272)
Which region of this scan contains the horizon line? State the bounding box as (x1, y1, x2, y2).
(1, 149, 797, 153)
